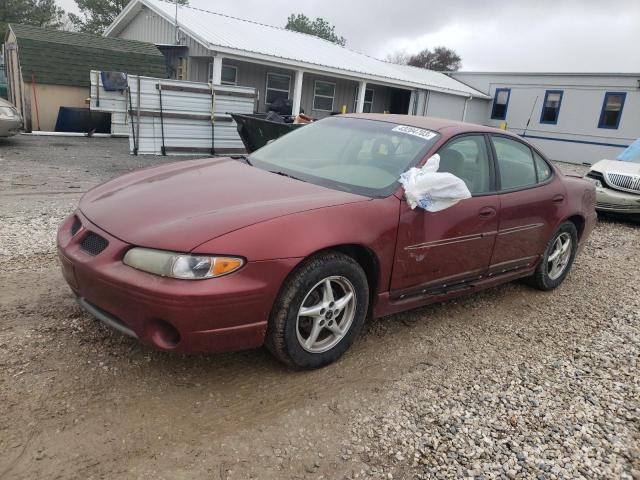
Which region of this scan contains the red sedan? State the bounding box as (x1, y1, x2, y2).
(57, 114, 596, 369)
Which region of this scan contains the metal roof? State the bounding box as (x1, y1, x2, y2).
(452, 71, 640, 77)
(106, 0, 489, 99)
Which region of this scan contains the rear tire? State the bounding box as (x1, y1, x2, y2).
(526, 222, 578, 291)
(265, 252, 369, 369)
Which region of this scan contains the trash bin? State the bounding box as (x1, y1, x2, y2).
(230, 113, 306, 153)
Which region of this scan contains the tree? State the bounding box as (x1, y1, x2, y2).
(1, 0, 65, 39)
(285, 13, 346, 46)
(384, 50, 409, 65)
(69, 0, 188, 35)
(407, 47, 462, 72)
(386, 46, 462, 72)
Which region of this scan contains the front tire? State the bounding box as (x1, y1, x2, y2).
(526, 222, 578, 291)
(265, 252, 369, 369)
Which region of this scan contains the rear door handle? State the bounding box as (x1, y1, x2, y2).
(479, 206, 497, 218)
(552, 194, 565, 203)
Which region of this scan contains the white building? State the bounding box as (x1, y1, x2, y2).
(104, 0, 639, 165)
(104, 0, 489, 119)
(450, 72, 640, 164)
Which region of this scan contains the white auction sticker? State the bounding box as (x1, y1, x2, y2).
(391, 125, 438, 140)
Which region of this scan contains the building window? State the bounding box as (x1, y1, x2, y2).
(266, 72, 291, 105)
(207, 63, 238, 85)
(491, 88, 510, 120)
(221, 65, 237, 85)
(540, 90, 563, 124)
(313, 80, 336, 112)
(354, 87, 374, 113)
(598, 92, 626, 129)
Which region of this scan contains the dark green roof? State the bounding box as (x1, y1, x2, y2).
(10, 23, 167, 87)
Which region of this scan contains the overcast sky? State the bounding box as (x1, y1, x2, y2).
(56, 0, 640, 72)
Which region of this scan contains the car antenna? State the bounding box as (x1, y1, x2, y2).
(522, 95, 538, 139)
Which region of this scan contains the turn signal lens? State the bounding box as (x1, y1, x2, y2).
(212, 257, 244, 276)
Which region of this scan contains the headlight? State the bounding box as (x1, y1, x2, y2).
(583, 174, 602, 188)
(123, 247, 244, 280)
(0, 106, 18, 119)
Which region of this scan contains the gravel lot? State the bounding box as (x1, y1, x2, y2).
(1, 135, 638, 479)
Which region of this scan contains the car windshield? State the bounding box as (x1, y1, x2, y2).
(248, 116, 440, 197)
(616, 138, 640, 163)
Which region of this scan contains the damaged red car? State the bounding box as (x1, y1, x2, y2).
(57, 114, 596, 369)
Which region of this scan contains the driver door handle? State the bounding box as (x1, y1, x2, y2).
(479, 206, 497, 218)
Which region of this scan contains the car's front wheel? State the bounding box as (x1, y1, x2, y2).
(526, 221, 578, 291)
(266, 252, 369, 369)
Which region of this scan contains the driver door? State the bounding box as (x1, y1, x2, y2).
(390, 134, 499, 298)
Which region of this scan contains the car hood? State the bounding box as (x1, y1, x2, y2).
(80, 157, 368, 252)
(591, 159, 640, 175)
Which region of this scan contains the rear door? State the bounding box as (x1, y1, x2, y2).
(487, 134, 565, 275)
(391, 134, 499, 297)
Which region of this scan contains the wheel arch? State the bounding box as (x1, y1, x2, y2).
(564, 214, 585, 240)
(327, 244, 380, 295)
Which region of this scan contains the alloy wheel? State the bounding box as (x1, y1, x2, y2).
(547, 232, 572, 280)
(296, 276, 357, 353)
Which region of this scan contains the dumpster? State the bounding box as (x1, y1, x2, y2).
(230, 113, 306, 153)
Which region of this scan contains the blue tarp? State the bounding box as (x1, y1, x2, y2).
(617, 138, 640, 162)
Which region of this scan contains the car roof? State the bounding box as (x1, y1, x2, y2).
(342, 113, 517, 137)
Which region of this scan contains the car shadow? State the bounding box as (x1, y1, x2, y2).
(597, 211, 640, 226)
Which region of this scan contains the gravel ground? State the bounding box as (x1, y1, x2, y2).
(1, 135, 638, 479)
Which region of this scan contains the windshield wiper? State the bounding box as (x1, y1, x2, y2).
(230, 154, 252, 166)
(269, 170, 305, 182)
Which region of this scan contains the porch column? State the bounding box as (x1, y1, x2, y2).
(291, 70, 304, 116)
(211, 55, 223, 85)
(356, 80, 367, 113)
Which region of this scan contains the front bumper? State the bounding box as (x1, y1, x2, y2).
(0, 118, 22, 137)
(595, 186, 640, 214)
(57, 211, 301, 354)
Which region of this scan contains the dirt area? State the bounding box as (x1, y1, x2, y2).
(1, 135, 638, 480)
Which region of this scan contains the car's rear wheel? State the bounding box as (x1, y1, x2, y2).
(526, 222, 578, 291)
(265, 252, 369, 369)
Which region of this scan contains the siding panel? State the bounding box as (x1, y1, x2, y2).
(426, 92, 466, 120)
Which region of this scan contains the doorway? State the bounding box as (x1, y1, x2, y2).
(388, 88, 412, 114)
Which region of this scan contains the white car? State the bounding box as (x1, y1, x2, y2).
(585, 139, 640, 217)
(0, 97, 23, 137)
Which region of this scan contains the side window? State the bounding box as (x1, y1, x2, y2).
(438, 135, 492, 195)
(492, 136, 537, 190)
(534, 152, 552, 182)
(491, 88, 510, 120)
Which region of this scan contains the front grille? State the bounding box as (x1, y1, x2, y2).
(80, 232, 109, 256)
(604, 171, 640, 194)
(71, 216, 82, 236)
